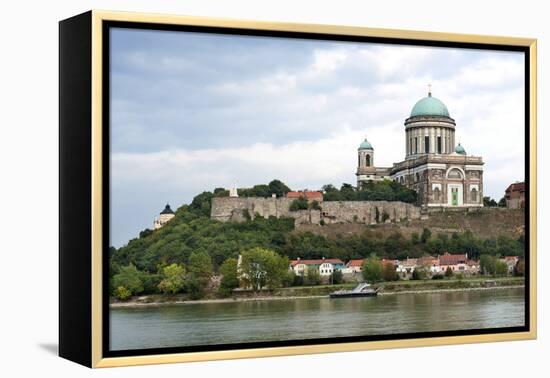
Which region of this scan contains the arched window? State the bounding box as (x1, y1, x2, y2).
(447, 168, 463, 179)
(400, 177, 404, 184)
(415, 173, 420, 182)
(366, 155, 371, 167)
(358, 155, 361, 166)
(433, 187, 441, 202)
(471, 188, 478, 202)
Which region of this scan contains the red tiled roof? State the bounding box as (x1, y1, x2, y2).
(290, 258, 344, 267)
(505, 182, 525, 194)
(347, 259, 364, 267)
(417, 256, 437, 266)
(286, 191, 323, 200)
(381, 258, 397, 266)
(439, 253, 468, 265)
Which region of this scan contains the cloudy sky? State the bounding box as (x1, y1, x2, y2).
(110, 27, 525, 247)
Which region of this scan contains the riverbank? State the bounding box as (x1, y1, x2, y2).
(110, 277, 524, 308)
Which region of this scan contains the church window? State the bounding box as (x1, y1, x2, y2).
(433, 187, 441, 202)
(400, 177, 404, 184)
(358, 155, 361, 166)
(425, 136, 429, 153)
(471, 188, 478, 202)
(437, 136, 442, 154)
(415, 172, 420, 182)
(415, 138, 418, 154)
(366, 154, 371, 167)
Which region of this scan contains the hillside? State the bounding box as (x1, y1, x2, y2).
(297, 208, 525, 241)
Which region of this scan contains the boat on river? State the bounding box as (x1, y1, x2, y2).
(329, 283, 379, 298)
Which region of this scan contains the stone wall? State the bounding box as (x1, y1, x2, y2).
(211, 197, 421, 225)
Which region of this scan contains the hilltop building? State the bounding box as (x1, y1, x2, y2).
(153, 204, 175, 230)
(356, 88, 484, 208)
(505, 182, 525, 209)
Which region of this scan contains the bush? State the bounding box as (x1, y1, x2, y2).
(293, 274, 304, 286)
(158, 263, 186, 294)
(305, 268, 321, 286)
(289, 197, 309, 211)
(332, 270, 344, 284)
(445, 266, 454, 277)
(309, 200, 321, 210)
(432, 274, 444, 280)
(115, 286, 132, 301)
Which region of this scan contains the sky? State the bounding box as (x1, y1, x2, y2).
(110, 27, 525, 248)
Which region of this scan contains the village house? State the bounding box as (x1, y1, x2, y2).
(501, 256, 520, 273)
(436, 253, 478, 274)
(417, 255, 439, 274)
(289, 258, 345, 276)
(396, 258, 418, 277)
(344, 259, 364, 274)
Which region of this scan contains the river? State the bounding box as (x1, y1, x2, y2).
(110, 288, 525, 351)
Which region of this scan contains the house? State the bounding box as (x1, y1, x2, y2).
(289, 258, 345, 276)
(396, 258, 418, 276)
(417, 255, 439, 273)
(437, 253, 468, 274)
(345, 259, 365, 273)
(501, 256, 520, 273)
(505, 182, 525, 209)
(286, 190, 323, 201)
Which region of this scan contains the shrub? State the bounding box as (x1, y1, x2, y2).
(115, 286, 132, 301)
(289, 197, 309, 211)
(432, 274, 444, 280)
(309, 200, 321, 210)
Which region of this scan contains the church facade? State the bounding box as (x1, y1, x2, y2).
(356, 90, 484, 208)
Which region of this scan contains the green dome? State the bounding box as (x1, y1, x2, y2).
(455, 143, 466, 155)
(410, 94, 450, 117)
(358, 138, 373, 150)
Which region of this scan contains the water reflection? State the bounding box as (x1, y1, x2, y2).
(110, 288, 525, 350)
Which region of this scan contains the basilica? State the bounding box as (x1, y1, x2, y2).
(356, 89, 484, 208)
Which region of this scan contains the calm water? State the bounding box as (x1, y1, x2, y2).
(110, 288, 525, 351)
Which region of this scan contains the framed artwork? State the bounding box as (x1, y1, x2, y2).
(59, 10, 537, 368)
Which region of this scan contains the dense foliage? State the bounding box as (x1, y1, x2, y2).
(323, 181, 418, 204)
(109, 180, 524, 298)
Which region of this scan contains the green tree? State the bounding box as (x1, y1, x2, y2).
(332, 269, 344, 284)
(421, 228, 432, 243)
(498, 197, 507, 207)
(188, 251, 213, 282)
(305, 267, 321, 286)
(483, 196, 498, 207)
(309, 200, 321, 210)
(362, 257, 383, 283)
(289, 197, 309, 211)
(382, 263, 398, 281)
(268, 179, 291, 198)
(514, 260, 525, 276)
(445, 266, 454, 278)
(115, 286, 132, 301)
(240, 247, 289, 291)
(219, 257, 239, 295)
(158, 263, 186, 294)
(412, 267, 428, 280)
(495, 260, 509, 276)
(187, 251, 213, 298)
(480, 254, 497, 275)
(112, 264, 144, 297)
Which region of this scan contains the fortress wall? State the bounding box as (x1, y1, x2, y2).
(321, 201, 421, 224)
(211, 197, 421, 225)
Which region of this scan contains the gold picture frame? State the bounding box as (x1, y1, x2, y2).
(59, 9, 537, 368)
